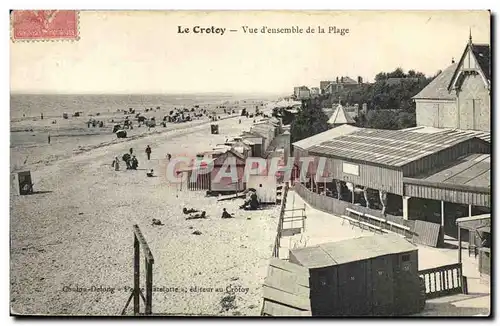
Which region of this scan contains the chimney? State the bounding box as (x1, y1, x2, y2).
(336, 77, 339, 83)
(358, 76, 363, 84)
(451, 57, 455, 64)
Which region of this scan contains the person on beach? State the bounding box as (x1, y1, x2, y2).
(147, 169, 154, 177)
(221, 208, 234, 219)
(129, 148, 133, 155)
(130, 156, 139, 170)
(183, 207, 199, 214)
(186, 211, 206, 220)
(166, 153, 172, 161)
(145, 145, 152, 160)
(112, 156, 120, 171)
(41, 113, 43, 120)
(47, 134, 51, 144)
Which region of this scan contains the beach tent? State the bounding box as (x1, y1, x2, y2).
(116, 130, 127, 138)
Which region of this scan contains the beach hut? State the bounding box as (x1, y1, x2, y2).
(288, 234, 423, 316)
(246, 175, 277, 204)
(13, 171, 34, 195)
(210, 148, 246, 193)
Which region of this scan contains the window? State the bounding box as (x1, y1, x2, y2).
(342, 163, 359, 176)
(402, 254, 410, 262)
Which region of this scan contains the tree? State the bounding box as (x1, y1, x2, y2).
(290, 99, 330, 144)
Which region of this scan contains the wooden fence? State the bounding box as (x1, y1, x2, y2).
(294, 182, 415, 233)
(187, 172, 211, 191)
(272, 183, 289, 258)
(122, 225, 154, 315)
(418, 263, 466, 299)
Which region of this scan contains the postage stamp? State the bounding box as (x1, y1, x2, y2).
(10, 10, 79, 42)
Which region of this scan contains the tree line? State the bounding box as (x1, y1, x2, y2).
(287, 67, 440, 144)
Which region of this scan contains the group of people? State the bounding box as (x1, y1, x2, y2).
(182, 207, 235, 219)
(239, 190, 260, 210)
(112, 145, 153, 171)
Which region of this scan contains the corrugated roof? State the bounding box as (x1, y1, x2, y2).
(290, 234, 417, 269)
(292, 124, 359, 150)
(328, 104, 356, 125)
(308, 128, 478, 167)
(411, 153, 490, 188)
(413, 63, 457, 100)
(403, 126, 491, 143)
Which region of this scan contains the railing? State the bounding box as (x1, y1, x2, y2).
(418, 263, 467, 299)
(272, 183, 289, 258)
(121, 225, 155, 315)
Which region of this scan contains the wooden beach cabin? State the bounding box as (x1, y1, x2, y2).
(247, 175, 277, 204)
(288, 234, 424, 316)
(183, 148, 247, 193)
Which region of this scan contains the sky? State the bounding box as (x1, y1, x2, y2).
(10, 10, 490, 94)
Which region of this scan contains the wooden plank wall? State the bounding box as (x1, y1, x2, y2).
(325, 158, 404, 195)
(404, 182, 490, 207)
(412, 220, 442, 247)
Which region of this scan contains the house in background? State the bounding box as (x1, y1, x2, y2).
(293, 86, 311, 100)
(320, 81, 333, 94)
(324, 76, 363, 94)
(310, 87, 320, 97)
(413, 34, 490, 132)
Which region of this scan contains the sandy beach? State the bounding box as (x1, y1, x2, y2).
(10, 98, 280, 316)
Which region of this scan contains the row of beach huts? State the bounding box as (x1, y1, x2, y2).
(178, 116, 291, 204)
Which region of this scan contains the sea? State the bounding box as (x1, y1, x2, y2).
(10, 93, 281, 120)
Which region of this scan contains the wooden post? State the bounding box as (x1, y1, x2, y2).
(441, 201, 445, 244)
(323, 179, 326, 196)
(468, 204, 472, 217)
(402, 196, 411, 220)
(133, 234, 140, 315)
(145, 259, 153, 315)
(458, 225, 462, 265)
(351, 184, 355, 204)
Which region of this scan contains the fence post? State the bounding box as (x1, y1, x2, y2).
(146, 259, 153, 315)
(133, 234, 140, 315)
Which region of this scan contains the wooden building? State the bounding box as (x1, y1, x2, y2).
(305, 128, 490, 240)
(182, 148, 247, 193)
(413, 35, 490, 132)
(288, 234, 423, 316)
(261, 258, 312, 316)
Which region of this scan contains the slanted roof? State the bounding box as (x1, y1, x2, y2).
(307, 128, 478, 168)
(413, 63, 458, 100)
(471, 44, 491, 81)
(292, 124, 359, 150)
(448, 42, 491, 91)
(262, 258, 311, 316)
(290, 234, 417, 269)
(340, 76, 358, 84)
(327, 104, 356, 125)
(456, 214, 490, 231)
(402, 126, 491, 143)
(410, 153, 490, 188)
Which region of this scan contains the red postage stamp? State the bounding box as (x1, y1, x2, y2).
(11, 10, 79, 42)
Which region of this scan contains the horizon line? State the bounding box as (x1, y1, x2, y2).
(10, 91, 290, 96)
